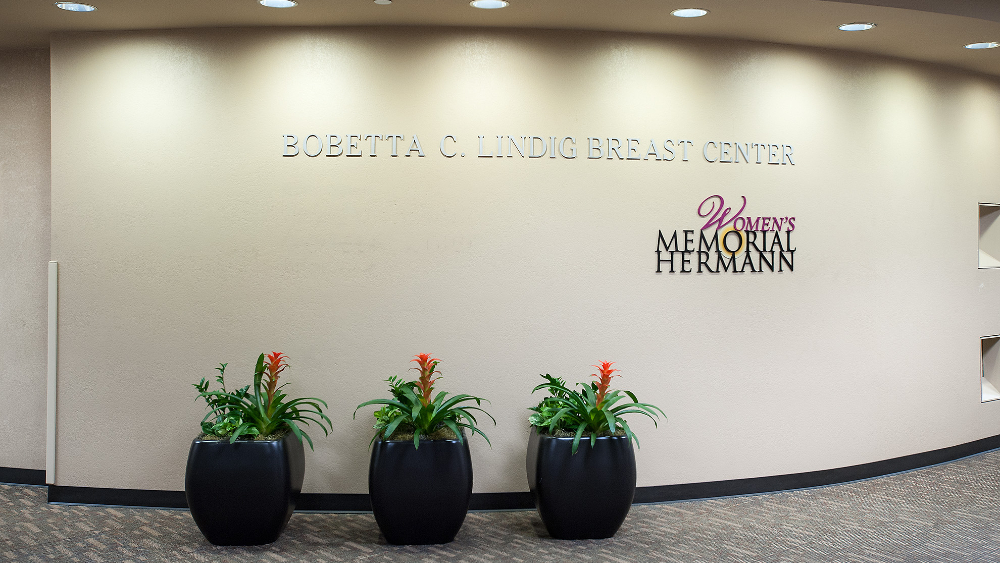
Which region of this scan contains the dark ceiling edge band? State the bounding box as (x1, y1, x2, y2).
(44, 433, 1000, 511)
(0, 467, 45, 486)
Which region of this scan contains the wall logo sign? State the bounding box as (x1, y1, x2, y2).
(281, 134, 796, 165)
(656, 195, 797, 274)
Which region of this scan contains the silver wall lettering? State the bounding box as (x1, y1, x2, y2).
(703, 141, 718, 162)
(304, 134, 323, 157)
(719, 141, 732, 163)
(385, 134, 403, 157)
(783, 145, 795, 165)
(405, 135, 425, 157)
(662, 140, 675, 161)
(679, 140, 694, 161)
(735, 142, 750, 163)
(608, 138, 624, 160)
(560, 137, 577, 159)
(327, 135, 343, 157)
(366, 134, 382, 156)
(588, 137, 603, 159)
(645, 139, 659, 160)
(283, 135, 298, 157)
(478, 135, 492, 157)
(626, 138, 641, 160)
(280, 134, 795, 165)
(529, 136, 546, 158)
(508, 136, 526, 157)
(347, 135, 362, 157)
(440, 135, 457, 158)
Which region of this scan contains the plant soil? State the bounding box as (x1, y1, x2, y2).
(198, 429, 290, 441)
(384, 425, 459, 441)
(536, 427, 627, 438)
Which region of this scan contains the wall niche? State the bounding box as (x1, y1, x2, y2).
(979, 204, 1000, 268)
(982, 335, 1000, 402)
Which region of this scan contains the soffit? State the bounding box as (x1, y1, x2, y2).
(2, 0, 1000, 77)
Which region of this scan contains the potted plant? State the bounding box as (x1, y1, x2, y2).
(186, 352, 333, 546)
(355, 353, 494, 545)
(526, 361, 666, 540)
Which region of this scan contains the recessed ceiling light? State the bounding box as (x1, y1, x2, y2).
(471, 0, 508, 8)
(374, 0, 391, 4)
(671, 8, 708, 18)
(839, 22, 876, 31)
(965, 42, 999, 49)
(260, 0, 296, 7)
(54, 2, 96, 11)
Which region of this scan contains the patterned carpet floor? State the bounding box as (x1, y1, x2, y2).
(4, 450, 1000, 562)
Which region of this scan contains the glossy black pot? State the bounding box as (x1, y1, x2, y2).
(185, 432, 304, 546)
(526, 428, 637, 540)
(369, 436, 473, 545)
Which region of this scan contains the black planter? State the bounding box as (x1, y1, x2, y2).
(369, 436, 473, 545)
(526, 428, 637, 540)
(185, 432, 305, 546)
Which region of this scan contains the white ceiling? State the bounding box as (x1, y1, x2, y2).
(3, 0, 1000, 77)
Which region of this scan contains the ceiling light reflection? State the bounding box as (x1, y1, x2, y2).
(838, 22, 876, 31)
(671, 8, 708, 18)
(55, 2, 96, 11)
(471, 0, 508, 8)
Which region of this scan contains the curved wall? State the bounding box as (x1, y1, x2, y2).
(50, 26, 1000, 494)
(0, 49, 50, 474)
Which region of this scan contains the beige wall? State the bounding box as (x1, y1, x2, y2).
(0, 48, 50, 471)
(50, 27, 1000, 493)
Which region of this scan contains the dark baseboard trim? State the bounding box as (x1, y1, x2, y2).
(469, 491, 534, 511)
(0, 467, 45, 486)
(48, 486, 187, 508)
(298, 493, 369, 512)
(633, 433, 1000, 503)
(43, 433, 1000, 511)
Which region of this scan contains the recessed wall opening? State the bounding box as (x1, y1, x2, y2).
(979, 204, 1000, 268)
(982, 336, 1000, 402)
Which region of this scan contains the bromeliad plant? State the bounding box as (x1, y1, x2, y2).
(355, 353, 494, 449)
(193, 352, 333, 449)
(529, 361, 666, 454)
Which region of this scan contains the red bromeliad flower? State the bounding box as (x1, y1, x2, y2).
(263, 351, 289, 405)
(411, 353, 441, 406)
(591, 361, 620, 409)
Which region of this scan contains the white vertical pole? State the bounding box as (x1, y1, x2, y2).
(46, 261, 58, 485)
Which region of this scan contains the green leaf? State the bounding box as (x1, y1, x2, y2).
(288, 421, 315, 450)
(572, 424, 586, 454)
(355, 398, 407, 413)
(603, 409, 616, 433)
(230, 421, 254, 444)
(620, 418, 638, 448)
(463, 423, 492, 446)
(443, 420, 463, 443)
(547, 407, 575, 434)
(382, 415, 407, 441)
(252, 353, 265, 411)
